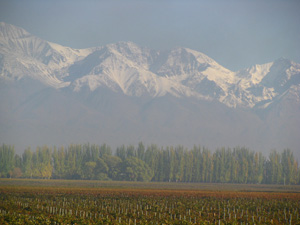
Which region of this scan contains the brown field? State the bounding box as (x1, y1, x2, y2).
(1, 179, 300, 224)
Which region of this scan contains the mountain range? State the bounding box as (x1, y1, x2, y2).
(1, 22, 299, 157)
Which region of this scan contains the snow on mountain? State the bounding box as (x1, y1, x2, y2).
(231, 58, 300, 108)
(66, 42, 196, 98)
(236, 62, 273, 88)
(65, 43, 236, 101)
(152, 47, 236, 95)
(0, 22, 92, 88)
(1, 22, 300, 109)
(1, 22, 300, 156)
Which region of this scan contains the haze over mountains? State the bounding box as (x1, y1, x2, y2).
(1, 22, 299, 157)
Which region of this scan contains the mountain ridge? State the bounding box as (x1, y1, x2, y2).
(1, 22, 299, 109)
(1, 22, 300, 157)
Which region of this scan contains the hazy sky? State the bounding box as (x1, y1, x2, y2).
(0, 0, 299, 71)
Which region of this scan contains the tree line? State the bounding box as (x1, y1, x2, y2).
(0, 143, 299, 184)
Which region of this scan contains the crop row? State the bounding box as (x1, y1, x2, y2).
(0, 188, 299, 224)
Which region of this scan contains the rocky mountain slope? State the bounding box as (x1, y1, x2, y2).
(1, 22, 299, 156)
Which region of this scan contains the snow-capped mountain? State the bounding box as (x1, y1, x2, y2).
(233, 58, 300, 108)
(1, 22, 300, 156)
(1, 22, 299, 109)
(0, 22, 92, 88)
(65, 43, 241, 103)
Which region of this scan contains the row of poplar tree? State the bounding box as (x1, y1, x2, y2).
(0, 143, 299, 184)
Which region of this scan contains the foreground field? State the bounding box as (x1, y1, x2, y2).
(0, 179, 300, 224)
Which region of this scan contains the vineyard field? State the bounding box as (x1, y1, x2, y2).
(0, 179, 300, 224)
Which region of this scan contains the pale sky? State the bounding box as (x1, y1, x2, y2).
(0, 0, 299, 71)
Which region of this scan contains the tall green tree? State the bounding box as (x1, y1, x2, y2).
(0, 144, 15, 177)
(183, 150, 193, 182)
(281, 149, 297, 185)
(83, 161, 96, 180)
(191, 146, 201, 182)
(265, 150, 282, 184)
(65, 145, 77, 179)
(116, 145, 127, 160)
(137, 142, 145, 161)
(52, 146, 66, 179)
(99, 144, 112, 157)
(175, 146, 185, 182)
(144, 144, 160, 181)
(34, 146, 52, 179)
(253, 152, 264, 184)
(126, 145, 136, 158)
(94, 157, 109, 180)
(22, 147, 33, 178)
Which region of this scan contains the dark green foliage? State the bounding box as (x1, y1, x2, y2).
(0, 143, 299, 184)
(0, 144, 14, 178)
(121, 157, 153, 182)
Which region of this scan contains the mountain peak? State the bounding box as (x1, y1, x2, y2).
(106, 41, 147, 54)
(1, 22, 300, 155)
(0, 22, 31, 39)
(272, 57, 292, 69)
(1, 22, 300, 109)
